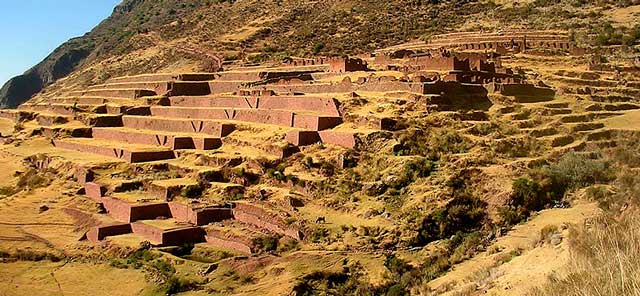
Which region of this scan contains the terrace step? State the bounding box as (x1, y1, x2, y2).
(542, 134, 575, 147)
(150, 106, 342, 131)
(149, 178, 200, 200)
(81, 114, 123, 127)
(122, 115, 235, 137)
(231, 202, 301, 240)
(35, 113, 72, 126)
(168, 95, 340, 116)
(68, 88, 157, 99)
(534, 107, 572, 116)
(19, 103, 106, 116)
(551, 140, 587, 156)
(89, 81, 211, 96)
(53, 138, 175, 163)
(514, 119, 540, 128)
(585, 103, 640, 112)
(107, 73, 218, 84)
(523, 127, 557, 137)
(168, 202, 234, 226)
(222, 136, 298, 159)
(578, 129, 615, 141)
(131, 220, 205, 246)
(543, 102, 570, 109)
(567, 122, 605, 132)
(590, 94, 636, 103)
(589, 140, 618, 149)
(204, 221, 270, 254)
(49, 97, 141, 105)
(91, 127, 222, 150)
(0, 109, 34, 122)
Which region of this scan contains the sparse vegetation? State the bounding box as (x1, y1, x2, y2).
(417, 191, 488, 246)
(181, 183, 204, 199)
(396, 128, 471, 159)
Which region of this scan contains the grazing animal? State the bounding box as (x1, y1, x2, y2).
(315, 217, 326, 224)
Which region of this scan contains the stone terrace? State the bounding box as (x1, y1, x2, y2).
(2, 35, 623, 252)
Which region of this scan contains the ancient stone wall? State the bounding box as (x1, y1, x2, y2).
(122, 116, 235, 137)
(232, 203, 301, 240)
(101, 197, 135, 222)
(285, 131, 321, 146)
(131, 222, 163, 244)
(129, 203, 172, 222)
(205, 231, 253, 254)
(169, 202, 233, 225)
(161, 227, 206, 245)
(85, 182, 107, 200)
(86, 223, 132, 243)
(328, 57, 368, 73)
(318, 131, 357, 148)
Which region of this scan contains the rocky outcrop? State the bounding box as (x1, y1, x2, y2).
(0, 40, 92, 108)
(0, 0, 150, 109)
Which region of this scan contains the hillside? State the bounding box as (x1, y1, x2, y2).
(0, 1, 639, 296)
(3, 0, 638, 108)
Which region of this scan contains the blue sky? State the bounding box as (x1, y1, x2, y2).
(0, 0, 122, 86)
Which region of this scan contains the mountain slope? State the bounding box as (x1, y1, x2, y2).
(0, 0, 636, 105)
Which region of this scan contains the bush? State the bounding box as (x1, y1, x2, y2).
(501, 153, 614, 226)
(395, 128, 470, 160)
(491, 136, 541, 158)
(416, 191, 487, 245)
(384, 255, 413, 282)
(544, 153, 612, 191)
(308, 227, 330, 243)
(449, 231, 486, 264)
(252, 235, 281, 253)
(387, 158, 435, 190)
(539, 225, 559, 245)
(500, 177, 556, 226)
(181, 184, 204, 198)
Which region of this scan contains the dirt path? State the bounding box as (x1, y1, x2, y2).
(429, 202, 602, 295)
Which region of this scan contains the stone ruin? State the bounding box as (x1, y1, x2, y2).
(0, 30, 587, 254)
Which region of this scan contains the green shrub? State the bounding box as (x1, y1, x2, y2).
(396, 128, 470, 160)
(384, 255, 413, 282)
(416, 192, 487, 245)
(308, 227, 330, 243)
(491, 136, 541, 158)
(449, 231, 486, 264)
(539, 225, 559, 245)
(181, 184, 204, 198)
(252, 235, 281, 253)
(544, 153, 612, 191)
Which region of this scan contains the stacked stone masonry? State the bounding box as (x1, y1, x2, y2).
(0, 30, 574, 250)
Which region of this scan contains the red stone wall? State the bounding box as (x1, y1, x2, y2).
(85, 182, 107, 201)
(131, 222, 163, 244)
(86, 223, 132, 243)
(285, 131, 321, 146)
(161, 227, 206, 245)
(150, 107, 341, 131)
(101, 197, 134, 222)
(169, 202, 233, 225)
(232, 203, 301, 240)
(130, 203, 172, 222)
(195, 208, 234, 225)
(318, 131, 357, 148)
(122, 116, 235, 137)
(205, 232, 252, 254)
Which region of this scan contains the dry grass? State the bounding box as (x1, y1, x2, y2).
(601, 110, 640, 131)
(527, 215, 640, 296)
